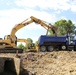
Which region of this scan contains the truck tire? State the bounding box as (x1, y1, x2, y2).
(40, 46, 46, 52)
(61, 45, 66, 50)
(74, 46, 76, 51)
(48, 46, 54, 52)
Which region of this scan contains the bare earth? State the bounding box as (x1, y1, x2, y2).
(21, 51, 76, 75)
(0, 51, 76, 75)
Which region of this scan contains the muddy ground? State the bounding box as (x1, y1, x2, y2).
(1, 51, 76, 75)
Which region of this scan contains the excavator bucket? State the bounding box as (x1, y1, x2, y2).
(51, 26, 58, 36)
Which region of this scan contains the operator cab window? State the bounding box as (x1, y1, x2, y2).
(70, 36, 75, 41)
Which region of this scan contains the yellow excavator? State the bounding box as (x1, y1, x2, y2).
(17, 38, 39, 52)
(17, 39, 29, 46)
(0, 16, 57, 53)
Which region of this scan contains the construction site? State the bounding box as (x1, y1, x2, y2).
(0, 16, 76, 75)
(0, 51, 76, 75)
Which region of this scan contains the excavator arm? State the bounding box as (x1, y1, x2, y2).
(30, 16, 57, 35)
(10, 16, 57, 42)
(10, 19, 33, 42)
(17, 39, 29, 46)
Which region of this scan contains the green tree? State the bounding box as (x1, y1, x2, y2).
(27, 38, 33, 43)
(27, 38, 35, 48)
(17, 43, 27, 50)
(53, 19, 76, 35)
(35, 41, 38, 46)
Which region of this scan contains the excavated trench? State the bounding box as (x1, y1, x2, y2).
(0, 56, 32, 75)
(0, 57, 20, 75)
(4, 59, 16, 75)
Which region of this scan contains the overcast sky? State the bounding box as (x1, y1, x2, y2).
(0, 0, 76, 43)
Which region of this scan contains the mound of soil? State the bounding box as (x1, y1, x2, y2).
(0, 51, 76, 75)
(21, 51, 76, 75)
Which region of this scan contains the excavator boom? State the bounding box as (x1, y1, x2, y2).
(10, 16, 57, 41)
(17, 39, 29, 45)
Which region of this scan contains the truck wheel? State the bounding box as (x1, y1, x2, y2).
(48, 46, 54, 52)
(40, 46, 46, 52)
(74, 46, 76, 51)
(61, 45, 66, 50)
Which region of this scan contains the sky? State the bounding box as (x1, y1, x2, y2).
(0, 0, 76, 43)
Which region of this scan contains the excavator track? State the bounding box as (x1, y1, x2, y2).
(0, 48, 23, 53)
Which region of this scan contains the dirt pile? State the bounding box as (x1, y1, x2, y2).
(21, 51, 76, 75)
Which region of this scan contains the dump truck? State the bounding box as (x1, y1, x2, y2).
(38, 34, 76, 52)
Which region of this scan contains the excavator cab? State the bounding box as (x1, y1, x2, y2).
(30, 43, 35, 49)
(4, 35, 10, 40)
(4, 35, 17, 45)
